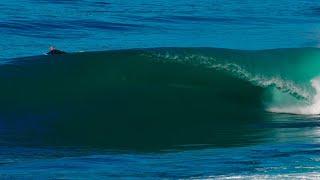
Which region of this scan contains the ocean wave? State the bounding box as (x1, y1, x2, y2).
(1, 47, 320, 148)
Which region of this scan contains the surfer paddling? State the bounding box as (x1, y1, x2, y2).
(47, 46, 67, 55)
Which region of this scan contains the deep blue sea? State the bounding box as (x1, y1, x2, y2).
(2, 0, 320, 179)
(2, 0, 320, 59)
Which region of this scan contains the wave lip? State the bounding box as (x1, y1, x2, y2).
(268, 77, 320, 115)
(150, 47, 320, 115)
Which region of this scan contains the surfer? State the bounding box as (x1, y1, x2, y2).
(47, 46, 67, 55)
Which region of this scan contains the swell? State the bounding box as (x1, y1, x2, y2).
(0, 47, 319, 149)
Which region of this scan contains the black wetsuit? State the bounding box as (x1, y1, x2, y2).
(47, 49, 67, 55)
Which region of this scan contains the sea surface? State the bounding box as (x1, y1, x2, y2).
(1, 0, 320, 179)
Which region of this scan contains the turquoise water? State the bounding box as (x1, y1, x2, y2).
(2, 0, 320, 179)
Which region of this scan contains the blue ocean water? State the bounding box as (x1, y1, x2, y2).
(2, 0, 320, 179)
(1, 0, 320, 59)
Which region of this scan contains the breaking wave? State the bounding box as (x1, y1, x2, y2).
(1, 47, 320, 149)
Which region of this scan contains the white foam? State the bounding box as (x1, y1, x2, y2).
(192, 172, 320, 180)
(268, 77, 320, 115)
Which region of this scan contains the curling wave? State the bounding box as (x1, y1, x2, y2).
(1, 47, 320, 149)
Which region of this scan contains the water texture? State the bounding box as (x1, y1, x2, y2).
(1, 0, 320, 179)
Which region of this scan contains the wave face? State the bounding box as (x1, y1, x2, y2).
(1, 47, 320, 149)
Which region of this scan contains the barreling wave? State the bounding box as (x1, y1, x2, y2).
(150, 51, 312, 101)
(1, 47, 320, 149)
(151, 48, 320, 114)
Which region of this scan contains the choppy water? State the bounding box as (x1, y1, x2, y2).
(2, 0, 320, 179)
